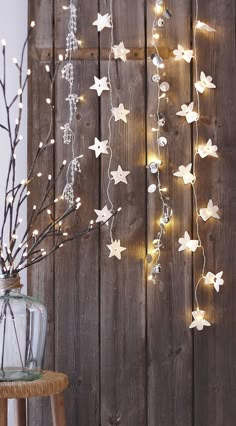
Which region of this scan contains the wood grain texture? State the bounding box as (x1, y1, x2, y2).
(193, 1, 236, 425)
(27, 0, 235, 425)
(99, 1, 146, 425)
(0, 399, 7, 426)
(54, 1, 100, 426)
(28, 1, 55, 425)
(15, 399, 26, 426)
(146, 1, 193, 425)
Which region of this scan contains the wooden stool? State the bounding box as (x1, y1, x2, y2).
(0, 370, 69, 426)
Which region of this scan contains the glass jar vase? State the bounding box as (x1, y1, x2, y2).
(0, 274, 47, 382)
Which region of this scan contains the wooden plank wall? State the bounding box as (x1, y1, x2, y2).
(28, 0, 236, 425)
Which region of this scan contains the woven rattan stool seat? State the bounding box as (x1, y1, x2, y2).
(0, 370, 69, 399)
(0, 371, 69, 426)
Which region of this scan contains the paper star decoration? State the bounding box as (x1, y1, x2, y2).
(205, 271, 224, 292)
(94, 205, 112, 226)
(189, 310, 211, 331)
(178, 231, 199, 252)
(173, 44, 193, 63)
(112, 104, 130, 123)
(89, 137, 109, 158)
(90, 76, 110, 97)
(198, 139, 218, 158)
(111, 165, 130, 185)
(176, 102, 199, 123)
(199, 199, 220, 221)
(196, 21, 216, 32)
(112, 42, 130, 62)
(107, 239, 126, 260)
(195, 71, 216, 93)
(93, 13, 112, 32)
(173, 163, 196, 185)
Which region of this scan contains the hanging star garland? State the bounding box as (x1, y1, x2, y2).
(205, 271, 224, 292)
(90, 76, 110, 97)
(111, 165, 130, 184)
(195, 71, 216, 93)
(196, 21, 216, 32)
(93, 13, 112, 32)
(111, 103, 130, 123)
(178, 231, 199, 252)
(189, 310, 211, 330)
(198, 139, 218, 158)
(175, 3, 224, 331)
(90, 5, 130, 261)
(94, 205, 113, 225)
(176, 102, 199, 123)
(199, 199, 220, 222)
(173, 164, 196, 184)
(107, 239, 126, 260)
(173, 44, 193, 63)
(112, 42, 130, 62)
(89, 138, 109, 158)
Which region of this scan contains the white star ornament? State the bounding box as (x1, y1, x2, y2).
(205, 271, 224, 292)
(199, 199, 220, 221)
(111, 165, 130, 184)
(176, 102, 199, 123)
(94, 205, 112, 225)
(112, 42, 130, 62)
(198, 139, 218, 158)
(90, 76, 110, 97)
(173, 163, 195, 185)
(89, 137, 109, 158)
(195, 71, 216, 93)
(93, 13, 112, 32)
(196, 21, 216, 32)
(189, 310, 211, 331)
(173, 44, 193, 63)
(107, 239, 126, 260)
(111, 104, 130, 123)
(178, 231, 199, 252)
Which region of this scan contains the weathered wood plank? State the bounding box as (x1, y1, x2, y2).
(28, 1, 55, 425)
(99, 1, 146, 425)
(54, 1, 100, 425)
(146, 1, 193, 425)
(193, 1, 236, 425)
(100, 58, 146, 426)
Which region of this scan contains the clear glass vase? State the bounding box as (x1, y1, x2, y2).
(0, 280, 47, 382)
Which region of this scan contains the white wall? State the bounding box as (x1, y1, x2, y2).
(0, 1, 28, 283)
(0, 1, 28, 423)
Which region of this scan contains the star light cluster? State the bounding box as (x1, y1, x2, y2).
(173, 2, 223, 330)
(90, 2, 131, 260)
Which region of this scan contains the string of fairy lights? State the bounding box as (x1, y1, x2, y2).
(147, 0, 173, 284)
(61, 0, 83, 206)
(89, 1, 130, 260)
(173, 0, 223, 331)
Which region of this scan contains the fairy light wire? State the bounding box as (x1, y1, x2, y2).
(106, 0, 115, 243)
(192, 0, 207, 308)
(149, 0, 172, 280)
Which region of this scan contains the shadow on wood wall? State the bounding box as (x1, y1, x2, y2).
(28, 0, 236, 425)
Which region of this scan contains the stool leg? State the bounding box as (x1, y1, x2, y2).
(50, 393, 66, 426)
(15, 398, 26, 426)
(0, 399, 8, 426)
